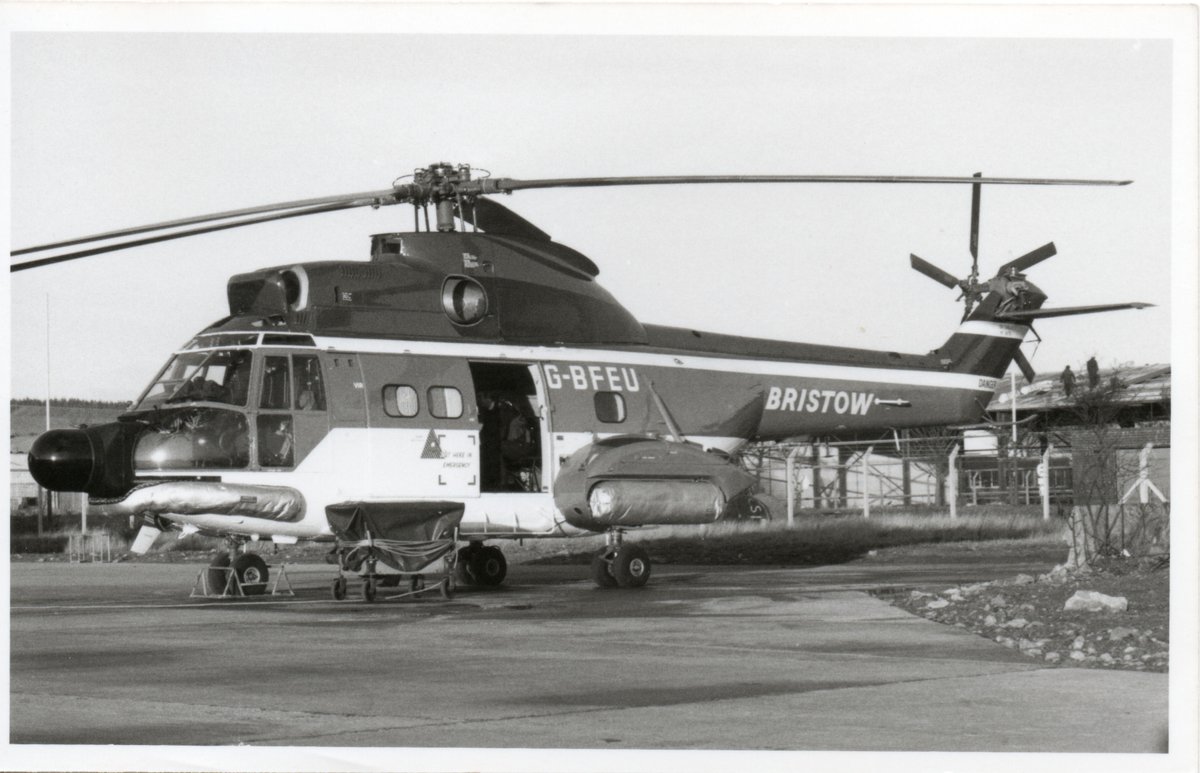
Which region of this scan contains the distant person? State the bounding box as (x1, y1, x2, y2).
(1061, 365, 1076, 397)
(1086, 356, 1100, 389)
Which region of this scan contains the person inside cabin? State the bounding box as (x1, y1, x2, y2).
(478, 391, 539, 491)
(261, 417, 294, 468)
(223, 351, 252, 406)
(478, 392, 504, 490)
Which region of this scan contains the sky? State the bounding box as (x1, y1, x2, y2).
(3, 14, 1184, 405)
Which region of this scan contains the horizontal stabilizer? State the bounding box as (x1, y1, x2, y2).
(996, 302, 1152, 321)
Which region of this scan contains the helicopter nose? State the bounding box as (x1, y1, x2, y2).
(28, 429, 94, 492)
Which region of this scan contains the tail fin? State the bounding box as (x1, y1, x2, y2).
(931, 293, 1030, 379)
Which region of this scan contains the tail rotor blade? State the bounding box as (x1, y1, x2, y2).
(1013, 348, 1037, 383)
(910, 254, 962, 289)
(998, 242, 1057, 275)
(969, 172, 982, 273)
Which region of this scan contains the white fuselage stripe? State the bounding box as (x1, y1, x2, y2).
(955, 320, 1029, 340)
(310, 336, 999, 391)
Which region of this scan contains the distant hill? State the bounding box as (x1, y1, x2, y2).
(10, 403, 129, 454)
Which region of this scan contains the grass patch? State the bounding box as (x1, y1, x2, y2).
(525, 512, 1066, 566)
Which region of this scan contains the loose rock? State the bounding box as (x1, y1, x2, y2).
(1064, 590, 1128, 613)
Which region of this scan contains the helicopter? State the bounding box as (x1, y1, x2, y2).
(13, 162, 1151, 594)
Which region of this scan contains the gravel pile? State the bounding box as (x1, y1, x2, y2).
(879, 557, 1169, 672)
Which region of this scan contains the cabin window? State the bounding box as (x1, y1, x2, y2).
(383, 385, 419, 418)
(594, 392, 626, 423)
(262, 333, 315, 347)
(428, 386, 464, 419)
(257, 415, 294, 468)
(292, 354, 326, 411)
(259, 356, 291, 410)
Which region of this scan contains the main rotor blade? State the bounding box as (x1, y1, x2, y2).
(488, 174, 1133, 193)
(997, 242, 1057, 275)
(995, 302, 1153, 321)
(12, 188, 400, 256)
(909, 254, 962, 289)
(1013, 348, 1037, 383)
(455, 197, 551, 242)
(10, 201, 363, 272)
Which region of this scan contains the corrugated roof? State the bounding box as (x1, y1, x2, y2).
(987, 363, 1170, 413)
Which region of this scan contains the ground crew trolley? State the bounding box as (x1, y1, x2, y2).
(325, 501, 464, 602)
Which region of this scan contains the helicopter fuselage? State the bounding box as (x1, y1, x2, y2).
(27, 229, 1032, 546)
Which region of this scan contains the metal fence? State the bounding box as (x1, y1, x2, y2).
(740, 434, 1077, 523)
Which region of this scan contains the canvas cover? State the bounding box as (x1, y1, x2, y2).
(326, 501, 464, 573)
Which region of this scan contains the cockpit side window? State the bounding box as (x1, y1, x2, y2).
(292, 354, 326, 411)
(260, 356, 292, 410)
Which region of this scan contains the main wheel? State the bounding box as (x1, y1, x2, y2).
(470, 546, 507, 586)
(232, 553, 269, 596)
(591, 548, 618, 588)
(330, 576, 347, 601)
(362, 578, 377, 602)
(612, 544, 651, 588)
(206, 552, 232, 595)
(440, 575, 455, 600)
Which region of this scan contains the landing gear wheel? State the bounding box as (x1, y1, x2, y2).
(331, 576, 347, 601)
(612, 545, 651, 588)
(591, 548, 618, 588)
(207, 552, 232, 595)
(440, 575, 455, 600)
(232, 553, 269, 596)
(362, 578, 377, 602)
(470, 546, 507, 587)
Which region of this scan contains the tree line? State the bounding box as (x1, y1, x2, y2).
(11, 397, 128, 409)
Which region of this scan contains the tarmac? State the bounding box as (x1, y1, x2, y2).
(9, 551, 1169, 760)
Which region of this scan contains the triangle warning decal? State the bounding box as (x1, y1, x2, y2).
(421, 430, 444, 459)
